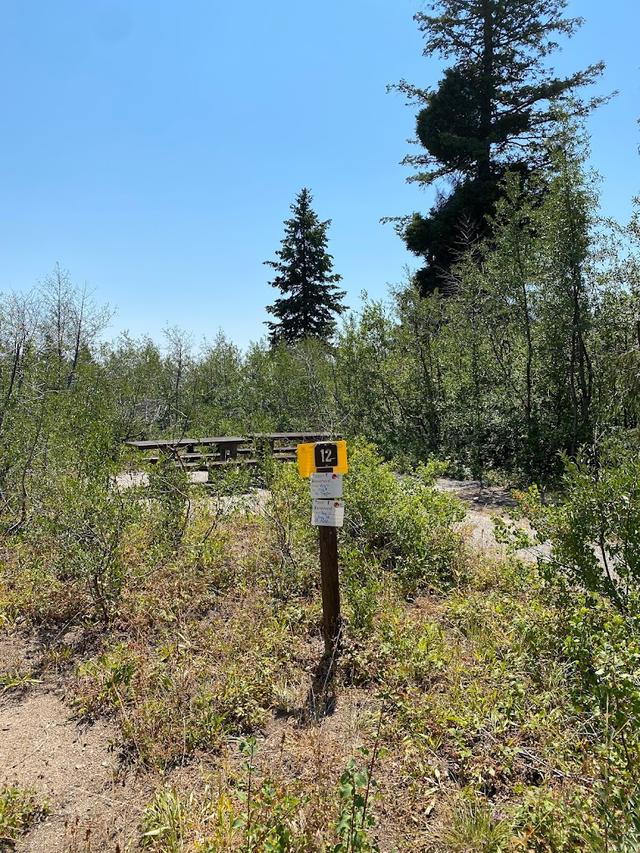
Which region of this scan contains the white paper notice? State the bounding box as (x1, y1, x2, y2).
(310, 472, 344, 499)
(311, 499, 345, 527)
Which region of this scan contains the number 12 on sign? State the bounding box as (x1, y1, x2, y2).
(297, 440, 348, 478)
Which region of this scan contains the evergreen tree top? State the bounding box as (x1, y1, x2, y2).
(265, 188, 346, 346)
(392, 0, 607, 183)
(389, 0, 608, 296)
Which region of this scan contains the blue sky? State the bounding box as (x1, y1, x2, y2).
(1, 0, 638, 348)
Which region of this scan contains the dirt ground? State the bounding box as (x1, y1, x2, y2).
(0, 634, 152, 852)
(436, 478, 551, 563)
(0, 693, 143, 851)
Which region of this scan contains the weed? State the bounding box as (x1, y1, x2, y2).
(139, 775, 310, 852)
(74, 598, 302, 767)
(0, 668, 40, 692)
(334, 758, 379, 853)
(0, 786, 48, 846)
(343, 604, 449, 690)
(439, 796, 511, 852)
(140, 788, 188, 851)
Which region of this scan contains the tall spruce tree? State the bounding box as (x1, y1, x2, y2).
(265, 188, 346, 345)
(391, 0, 605, 295)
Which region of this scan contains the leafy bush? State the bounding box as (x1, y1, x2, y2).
(264, 442, 464, 598)
(342, 442, 465, 593)
(521, 442, 640, 614)
(27, 469, 142, 623)
(511, 442, 640, 846)
(560, 597, 640, 847)
(263, 462, 318, 599)
(339, 548, 384, 638)
(520, 443, 640, 847)
(146, 458, 192, 552)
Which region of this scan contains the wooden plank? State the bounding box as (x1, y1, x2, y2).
(252, 432, 340, 441)
(179, 453, 219, 460)
(126, 436, 246, 450)
(208, 458, 258, 467)
(135, 452, 231, 462)
(127, 434, 340, 451)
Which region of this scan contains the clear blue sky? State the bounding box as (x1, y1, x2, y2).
(1, 0, 638, 348)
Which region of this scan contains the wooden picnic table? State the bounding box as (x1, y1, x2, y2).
(251, 432, 340, 460)
(126, 436, 246, 449)
(125, 432, 341, 468)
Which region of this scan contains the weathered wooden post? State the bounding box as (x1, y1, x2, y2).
(318, 521, 341, 651)
(297, 440, 348, 654)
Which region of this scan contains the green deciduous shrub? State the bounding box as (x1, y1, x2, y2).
(560, 598, 640, 847)
(146, 458, 192, 552)
(342, 442, 465, 593)
(520, 443, 640, 847)
(263, 462, 318, 599)
(339, 548, 383, 638)
(522, 441, 640, 614)
(28, 468, 142, 624)
(265, 442, 465, 599)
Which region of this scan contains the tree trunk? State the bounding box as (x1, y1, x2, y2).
(478, 0, 495, 184)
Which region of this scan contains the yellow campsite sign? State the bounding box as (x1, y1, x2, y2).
(297, 440, 348, 478)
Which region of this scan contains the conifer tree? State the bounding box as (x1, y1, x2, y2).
(391, 0, 605, 295)
(265, 188, 346, 345)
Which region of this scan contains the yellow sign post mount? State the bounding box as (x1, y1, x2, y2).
(297, 439, 348, 478)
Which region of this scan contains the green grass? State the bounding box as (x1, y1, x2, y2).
(0, 786, 48, 847)
(0, 669, 41, 692)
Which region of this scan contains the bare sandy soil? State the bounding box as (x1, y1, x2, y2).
(0, 636, 151, 852)
(436, 478, 551, 563)
(1, 692, 144, 851)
